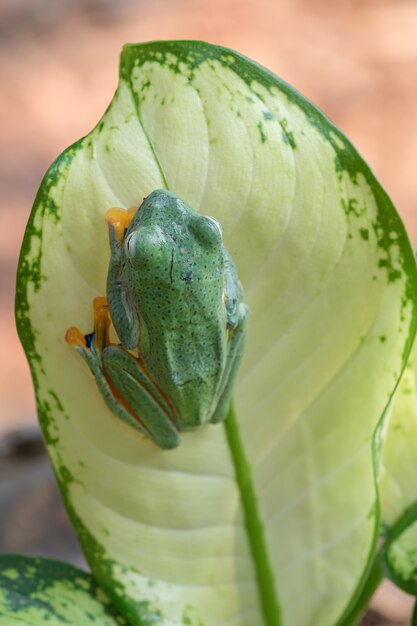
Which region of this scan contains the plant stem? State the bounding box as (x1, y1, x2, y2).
(224, 403, 282, 626)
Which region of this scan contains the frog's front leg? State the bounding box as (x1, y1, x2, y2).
(106, 207, 140, 350)
(66, 298, 180, 450)
(210, 302, 249, 424)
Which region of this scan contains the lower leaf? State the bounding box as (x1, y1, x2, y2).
(0, 554, 124, 625)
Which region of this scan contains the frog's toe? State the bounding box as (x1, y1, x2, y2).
(65, 326, 87, 348)
(155, 429, 181, 450)
(106, 206, 137, 243)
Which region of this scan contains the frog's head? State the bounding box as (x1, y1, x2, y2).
(121, 189, 225, 295)
(129, 190, 221, 243)
(124, 188, 221, 257)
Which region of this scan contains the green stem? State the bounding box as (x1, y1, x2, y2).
(224, 403, 282, 626)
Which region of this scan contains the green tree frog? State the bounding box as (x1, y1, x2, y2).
(66, 190, 249, 450)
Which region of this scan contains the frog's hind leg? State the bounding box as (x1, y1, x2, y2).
(65, 298, 150, 439)
(65, 334, 150, 443)
(66, 299, 180, 449)
(210, 303, 249, 425)
(102, 347, 180, 450)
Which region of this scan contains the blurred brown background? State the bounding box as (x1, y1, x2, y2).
(0, 0, 416, 623)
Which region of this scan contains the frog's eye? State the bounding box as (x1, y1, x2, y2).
(124, 231, 139, 259)
(189, 214, 223, 247)
(206, 217, 222, 238)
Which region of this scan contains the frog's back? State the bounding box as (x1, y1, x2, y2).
(138, 242, 228, 428)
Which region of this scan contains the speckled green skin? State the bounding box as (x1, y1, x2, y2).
(78, 190, 248, 449)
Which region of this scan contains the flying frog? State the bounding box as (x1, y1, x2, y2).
(66, 189, 249, 450)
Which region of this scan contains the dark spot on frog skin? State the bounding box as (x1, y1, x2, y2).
(180, 270, 193, 284)
(177, 375, 204, 388)
(170, 248, 175, 283)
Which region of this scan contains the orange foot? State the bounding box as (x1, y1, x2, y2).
(65, 296, 111, 352)
(106, 206, 138, 243)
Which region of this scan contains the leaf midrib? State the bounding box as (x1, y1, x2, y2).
(126, 78, 170, 191)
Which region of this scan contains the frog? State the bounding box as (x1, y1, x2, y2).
(65, 189, 249, 450)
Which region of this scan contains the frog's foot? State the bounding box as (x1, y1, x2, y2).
(106, 206, 137, 244)
(65, 326, 88, 349)
(65, 295, 111, 352)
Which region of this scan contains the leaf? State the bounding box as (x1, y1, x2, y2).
(379, 337, 417, 594)
(379, 337, 417, 527)
(0, 554, 124, 625)
(16, 40, 417, 626)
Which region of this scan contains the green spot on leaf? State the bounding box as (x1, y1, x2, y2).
(257, 121, 267, 143)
